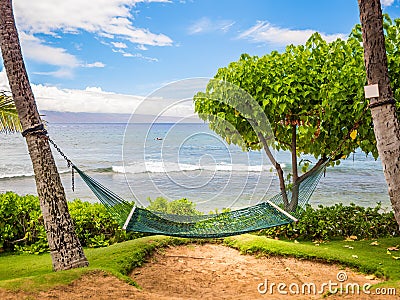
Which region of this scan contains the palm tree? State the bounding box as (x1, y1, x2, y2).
(0, 0, 89, 270)
(358, 0, 400, 228)
(0, 91, 22, 133)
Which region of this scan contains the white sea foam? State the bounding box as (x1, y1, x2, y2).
(0, 171, 35, 179)
(0, 168, 71, 180)
(112, 161, 278, 174)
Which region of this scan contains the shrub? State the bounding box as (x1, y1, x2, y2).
(147, 196, 202, 215)
(68, 199, 142, 248)
(0, 192, 142, 253)
(0, 192, 45, 253)
(258, 202, 399, 241)
(1, 192, 398, 253)
(146, 196, 168, 213)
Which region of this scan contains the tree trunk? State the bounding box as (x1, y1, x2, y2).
(257, 132, 289, 208)
(288, 124, 299, 211)
(358, 0, 400, 228)
(291, 125, 299, 183)
(0, 0, 89, 270)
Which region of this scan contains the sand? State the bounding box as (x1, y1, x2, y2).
(0, 243, 394, 299)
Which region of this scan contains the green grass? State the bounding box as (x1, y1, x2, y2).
(0, 235, 188, 292)
(0, 234, 399, 293)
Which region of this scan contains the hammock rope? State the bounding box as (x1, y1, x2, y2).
(71, 160, 327, 238)
(49, 136, 327, 238)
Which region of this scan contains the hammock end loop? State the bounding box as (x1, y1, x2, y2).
(122, 205, 136, 230)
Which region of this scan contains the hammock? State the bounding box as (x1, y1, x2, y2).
(72, 161, 326, 238)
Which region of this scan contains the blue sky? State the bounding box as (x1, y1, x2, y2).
(0, 0, 399, 115)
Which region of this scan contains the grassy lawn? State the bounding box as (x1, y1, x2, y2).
(0, 234, 399, 293)
(0, 235, 187, 292)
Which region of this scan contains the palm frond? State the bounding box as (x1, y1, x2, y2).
(0, 91, 22, 133)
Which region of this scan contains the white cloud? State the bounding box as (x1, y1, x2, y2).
(112, 48, 158, 62)
(82, 62, 106, 68)
(20, 32, 79, 67)
(85, 86, 104, 92)
(188, 17, 235, 35)
(136, 44, 148, 51)
(0, 70, 10, 90)
(111, 42, 128, 49)
(238, 21, 347, 46)
(0, 69, 140, 113)
(33, 68, 75, 79)
(18, 32, 105, 77)
(381, 0, 394, 6)
(0, 69, 200, 118)
(9, 0, 172, 78)
(13, 0, 173, 47)
(34, 84, 193, 117)
(34, 84, 144, 113)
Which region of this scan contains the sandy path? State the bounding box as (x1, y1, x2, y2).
(0, 243, 394, 299)
(131, 244, 385, 299)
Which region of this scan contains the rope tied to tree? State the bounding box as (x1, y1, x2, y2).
(21, 123, 47, 137)
(368, 98, 396, 109)
(48, 137, 75, 192)
(20, 123, 77, 191)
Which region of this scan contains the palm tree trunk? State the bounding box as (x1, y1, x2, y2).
(358, 0, 400, 228)
(0, 0, 89, 270)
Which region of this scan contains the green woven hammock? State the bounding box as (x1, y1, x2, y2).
(72, 162, 326, 238)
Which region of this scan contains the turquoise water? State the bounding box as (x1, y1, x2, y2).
(0, 123, 391, 213)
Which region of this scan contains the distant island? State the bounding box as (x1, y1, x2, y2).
(40, 110, 202, 124)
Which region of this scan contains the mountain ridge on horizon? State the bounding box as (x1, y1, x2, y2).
(40, 110, 202, 124)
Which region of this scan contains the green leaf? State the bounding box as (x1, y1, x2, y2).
(0, 91, 22, 133)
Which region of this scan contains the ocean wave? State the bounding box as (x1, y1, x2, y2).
(92, 167, 114, 173)
(0, 168, 71, 180)
(0, 171, 35, 179)
(112, 161, 278, 174)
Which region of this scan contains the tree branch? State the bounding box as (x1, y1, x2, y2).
(257, 132, 289, 207)
(297, 156, 328, 184)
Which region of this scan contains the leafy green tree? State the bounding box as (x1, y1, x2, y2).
(194, 33, 378, 211)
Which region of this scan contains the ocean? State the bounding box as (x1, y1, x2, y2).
(0, 123, 391, 213)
